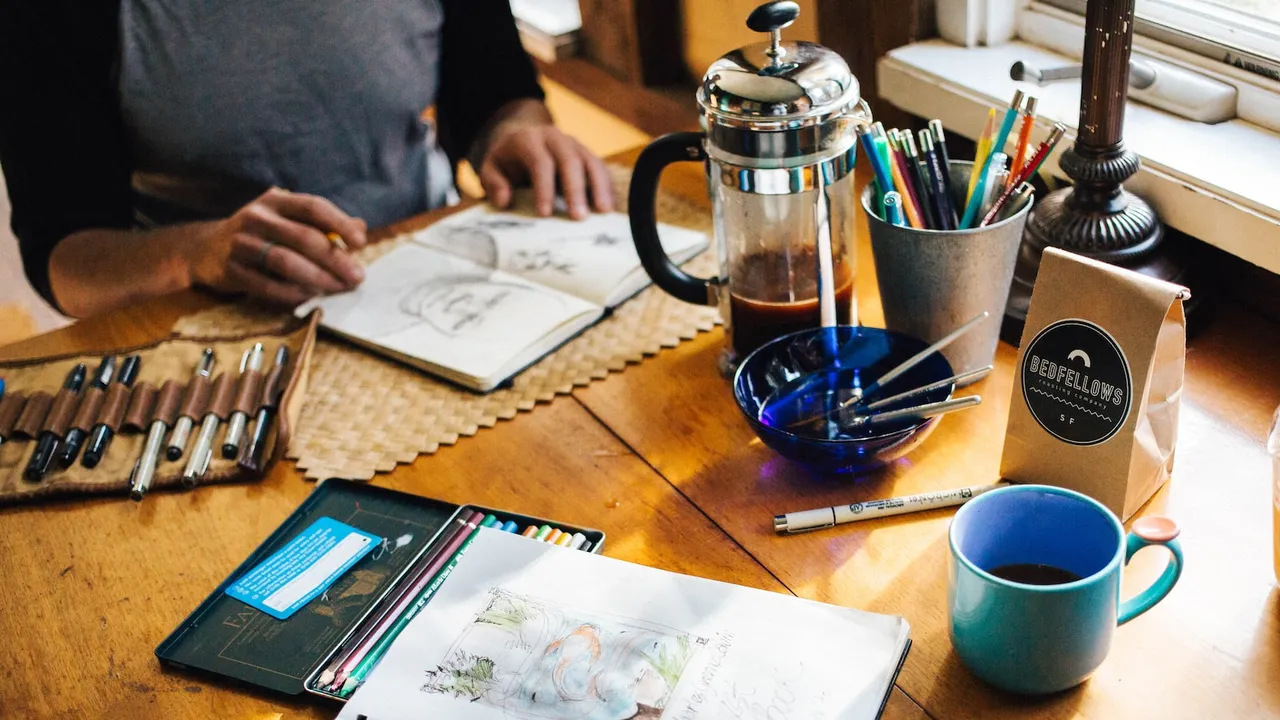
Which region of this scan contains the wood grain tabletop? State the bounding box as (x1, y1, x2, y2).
(0, 151, 1276, 720)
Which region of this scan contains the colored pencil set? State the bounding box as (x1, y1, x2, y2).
(313, 511, 592, 698)
(863, 90, 1067, 231)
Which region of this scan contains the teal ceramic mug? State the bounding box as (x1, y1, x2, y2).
(948, 484, 1183, 694)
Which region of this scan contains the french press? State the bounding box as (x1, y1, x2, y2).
(629, 0, 870, 367)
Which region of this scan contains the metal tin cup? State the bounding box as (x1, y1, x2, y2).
(863, 160, 1031, 381)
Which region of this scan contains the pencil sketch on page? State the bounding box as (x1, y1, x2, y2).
(423, 214, 631, 279)
(315, 245, 570, 343)
(420, 588, 704, 720)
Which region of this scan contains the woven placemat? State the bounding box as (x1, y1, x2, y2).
(172, 166, 720, 480)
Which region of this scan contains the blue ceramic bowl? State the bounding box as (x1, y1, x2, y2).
(733, 326, 956, 474)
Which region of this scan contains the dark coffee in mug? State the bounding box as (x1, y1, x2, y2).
(728, 249, 854, 359)
(988, 563, 1083, 586)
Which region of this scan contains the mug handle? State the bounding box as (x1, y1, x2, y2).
(628, 132, 718, 306)
(1117, 516, 1184, 626)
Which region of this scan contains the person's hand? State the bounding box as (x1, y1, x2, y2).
(477, 101, 615, 220)
(189, 188, 369, 307)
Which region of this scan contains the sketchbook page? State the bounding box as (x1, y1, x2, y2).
(300, 244, 600, 387)
(410, 206, 707, 307)
(337, 529, 910, 720)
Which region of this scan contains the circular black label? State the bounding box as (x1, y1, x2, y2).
(1021, 319, 1132, 446)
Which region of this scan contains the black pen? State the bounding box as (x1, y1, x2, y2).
(902, 132, 938, 230)
(82, 355, 141, 468)
(918, 130, 958, 230)
(928, 119, 955, 203)
(240, 346, 289, 473)
(58, 356, 115, 467)
(24, 363, 86, 482)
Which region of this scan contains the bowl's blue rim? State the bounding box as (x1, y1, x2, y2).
(731, 325, 956, 446)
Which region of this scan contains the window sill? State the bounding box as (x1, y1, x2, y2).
(878, 39, 1280, 275)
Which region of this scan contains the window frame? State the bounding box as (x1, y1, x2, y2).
(1039, 0, 1280, 84)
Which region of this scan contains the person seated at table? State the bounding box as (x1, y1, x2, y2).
(0, 0, 613, 320)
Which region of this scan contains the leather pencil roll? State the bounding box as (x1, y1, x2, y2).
(177, 374, 212, 421)
(13, 392, 53, 439)
(0, 393, 27, 438)
(231, 369, 264, 416)
(154, 380, 184, 427)
(206, 373, 235, 420)
(122, 383, 158, 432)
(259, 359, 288, 411)
(98, 383, 133, 432)
(45, 386, 81, 437)
(71, 387, 107, 433)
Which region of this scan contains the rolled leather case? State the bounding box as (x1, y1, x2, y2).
(154, 380, 183, 427)
(177, 375, 212, 421)
(259, 360, 288, 411)
(13, 392, 53, 439)
(0, 393, 27, 438)
(122, 383, 158, 432)
(98, 384, 133, 432)
(206, 374, 235, 420)
(45, 386, 81, 437)
(231, 369, 264, 416)
(71, 387, 107, 433)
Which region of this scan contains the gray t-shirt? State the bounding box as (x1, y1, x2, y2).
(118, 0, 454, 227)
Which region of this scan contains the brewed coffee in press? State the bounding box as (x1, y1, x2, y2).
(729, 248, 855, 359)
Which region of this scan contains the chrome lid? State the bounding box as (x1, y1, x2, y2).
(697, 1, 860, 131)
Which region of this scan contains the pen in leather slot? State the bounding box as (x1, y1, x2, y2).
(82, 356, 141, 468)
(223, 344, 264, 459)
(184, 373, 234, 488)
(0, 392, 29, 448)
(130, 380, 182, 501)
(59, 357, 116, 467)
(167, 349, 216, 461)
(25, 364, 86, 482)
(239, 345, 290, 473)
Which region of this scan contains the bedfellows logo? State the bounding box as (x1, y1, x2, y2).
(1021, 319, 1132, 446)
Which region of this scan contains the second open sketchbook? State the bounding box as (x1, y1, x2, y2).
(299, 206, 707, 391)
(337, 529, 912, 720)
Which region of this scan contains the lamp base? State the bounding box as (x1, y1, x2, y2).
(1000, 183, 1203, 345)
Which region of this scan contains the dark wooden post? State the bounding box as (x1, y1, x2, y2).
(1005, 0, 1194, 342)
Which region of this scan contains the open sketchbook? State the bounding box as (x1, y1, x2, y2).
(336, 530, 911, 720)
(299, 207, 706, 391)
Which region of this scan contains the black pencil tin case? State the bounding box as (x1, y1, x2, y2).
(155, 479, 604, 699)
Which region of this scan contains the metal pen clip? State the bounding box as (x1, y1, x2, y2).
(197, 445, 212, 479)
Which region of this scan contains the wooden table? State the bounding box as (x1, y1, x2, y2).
(2, 152, 1278, 720)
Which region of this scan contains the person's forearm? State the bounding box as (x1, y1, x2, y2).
(48, 223, 213, 318)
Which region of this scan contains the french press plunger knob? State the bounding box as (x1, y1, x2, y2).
(747, 0, 799, 61)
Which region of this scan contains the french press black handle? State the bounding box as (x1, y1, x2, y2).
(628, 132, 716, 306)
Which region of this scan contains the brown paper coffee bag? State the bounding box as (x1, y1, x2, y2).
(1000, 248, 1190, 520)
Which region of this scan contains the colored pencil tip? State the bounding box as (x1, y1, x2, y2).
(341, 677, 359, 695)
(319, 670, 335, 687)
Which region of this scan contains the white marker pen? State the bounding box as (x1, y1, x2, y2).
(773, 482, 1008, 534)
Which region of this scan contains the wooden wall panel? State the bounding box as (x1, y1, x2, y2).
(816, 0, 936, 129)
(579, 0, 687, 86)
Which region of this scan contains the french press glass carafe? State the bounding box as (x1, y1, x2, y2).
(629, 0, 870, 367)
